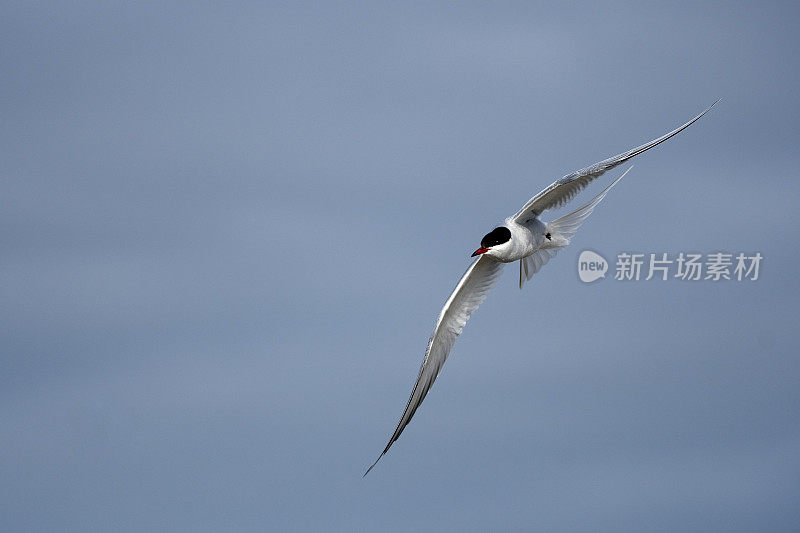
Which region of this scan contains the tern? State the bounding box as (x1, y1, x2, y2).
(364, 101, 718, 476)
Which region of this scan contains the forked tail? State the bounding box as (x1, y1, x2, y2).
(546, 165, 632, 245)
(519, 166, 632, 289)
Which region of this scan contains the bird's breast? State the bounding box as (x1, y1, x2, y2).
(500, 219, 541, 262)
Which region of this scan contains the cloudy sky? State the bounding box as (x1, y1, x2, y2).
(2, 1, 798, 531)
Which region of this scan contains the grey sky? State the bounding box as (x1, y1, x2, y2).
(1, 2, 799, 531)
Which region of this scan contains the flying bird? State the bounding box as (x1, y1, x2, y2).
(364, 101, 718, 476)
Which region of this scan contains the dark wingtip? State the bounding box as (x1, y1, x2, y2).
(706, 98, 722, 112)
(363, 453, 384, 478)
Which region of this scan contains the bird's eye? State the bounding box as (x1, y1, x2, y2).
(480, 226, 511, 248)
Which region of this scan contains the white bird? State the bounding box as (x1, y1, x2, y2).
(364, 101, 718, 476)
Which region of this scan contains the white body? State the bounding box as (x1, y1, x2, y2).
(485, 217, 545, 263)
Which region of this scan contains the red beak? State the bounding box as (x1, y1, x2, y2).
(471, 247, 489, 257)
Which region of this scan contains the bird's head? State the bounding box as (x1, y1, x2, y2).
(472, 226, 512, 258)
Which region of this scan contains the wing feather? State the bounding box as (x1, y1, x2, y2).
(364, 255, 505, 476)
(512, 100, 719, 222)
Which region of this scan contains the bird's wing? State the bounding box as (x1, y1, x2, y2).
(364, 254, 505, 476)
(512, 100, 718, 223)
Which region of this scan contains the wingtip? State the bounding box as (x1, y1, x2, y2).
(702, 98, 722, 115)
(363, 453, 384, 478)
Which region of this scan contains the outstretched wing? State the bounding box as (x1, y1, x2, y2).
(512, 100, 719, 223)
(364, 255, 505, 476)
